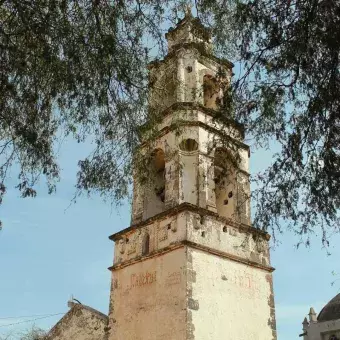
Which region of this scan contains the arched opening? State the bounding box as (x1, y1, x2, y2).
(179, 138, 199, 152)
(214, 148, 237, 219)
(143, 149, 166, 220)
(163, 73, 176, 108)
(236, 173, 250, 224)
(142, 233, 150, 256)
(203, 74, 220, 109)
(179, 139, 198, 204)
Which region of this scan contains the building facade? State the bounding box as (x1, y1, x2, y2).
(107, 10, 277, 340)
(46, 302, 108, 340)
(301, 294, 340, 340)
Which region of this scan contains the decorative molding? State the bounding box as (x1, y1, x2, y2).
(148, 42, 234, 69)
(141, 118, 248, 153)
(118, 239, 126, 254)
(158, 224, 168, 242)
(109, 202, 269, 241)
(109, 243, 184, 271)
(170, 220, 177, 232)
(108, 239, 275, 273)
(127, 234, 138, 255)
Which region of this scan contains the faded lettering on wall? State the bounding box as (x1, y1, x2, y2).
(130, 271, 157, 288)
(166, 271, 181, 286)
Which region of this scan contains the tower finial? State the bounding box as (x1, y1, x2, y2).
(309, 307, 317, 322)
(184, 3, 193, 18)
(67, 294, 75, 308)
(302, 317, 309, 330)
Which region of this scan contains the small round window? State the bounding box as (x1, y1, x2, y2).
(179, 139, 198, 152)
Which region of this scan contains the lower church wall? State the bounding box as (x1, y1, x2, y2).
(187, 248, 276, 340)
(109, 248, 187, 340)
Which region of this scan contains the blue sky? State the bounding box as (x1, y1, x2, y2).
(0, 137, 339, 340)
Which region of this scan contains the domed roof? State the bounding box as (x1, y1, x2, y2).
(318, 293, 340, 322)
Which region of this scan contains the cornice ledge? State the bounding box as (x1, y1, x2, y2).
(108, 202, 269, 241)
(162, 102, 244, 133)
(108, 239, 275, 273)
(184, 240, 275, 273)
(108, 242, 184, 271)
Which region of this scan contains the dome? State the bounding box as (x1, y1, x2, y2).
(318, 293, 340, 322)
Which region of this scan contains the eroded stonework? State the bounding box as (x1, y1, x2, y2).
(46, 304, 108, 340)
(109, 204, 276, 340)
(111, 207, 271, 270)
(43, 9, 277, 340)
(108, 9, 277, 340)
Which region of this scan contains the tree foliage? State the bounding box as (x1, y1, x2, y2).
(19, 327, 46, 340)
(0, 326, 46, 340)
(230, 0, 340, 244)
(1, 0, 340, 244)
(0, 0, 168, 210)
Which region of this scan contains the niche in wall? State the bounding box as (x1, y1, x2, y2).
(142, 233, 150, 256)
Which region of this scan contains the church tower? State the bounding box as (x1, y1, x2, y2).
(108, 10, 277, 340)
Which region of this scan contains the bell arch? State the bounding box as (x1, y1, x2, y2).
(213, 147, 237, 219)
(203, 74, 220, 109)
(143, 148, 166, 220)
(179, 138, 199, 205)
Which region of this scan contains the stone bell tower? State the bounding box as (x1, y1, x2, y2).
(108, 10, 277, 340)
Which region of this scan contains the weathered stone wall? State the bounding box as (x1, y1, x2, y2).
(109, 208, 275, 340)
(148, 57, 178, 111)
(159, 109, 243, 142)
(109, 12, 277, 340)
(113, 209, 269, 268)
(166, 21, 213, 54)
(113, 212, 184, 265)
(305, 319, 340, 340)
(186, 211, 270, 267)
(46, 305, 108, 340)
(187, 248, 276, 340)
(131, 121, 250, 225)
(109, 248, 187, 340)
(148, 47, 231, 111)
